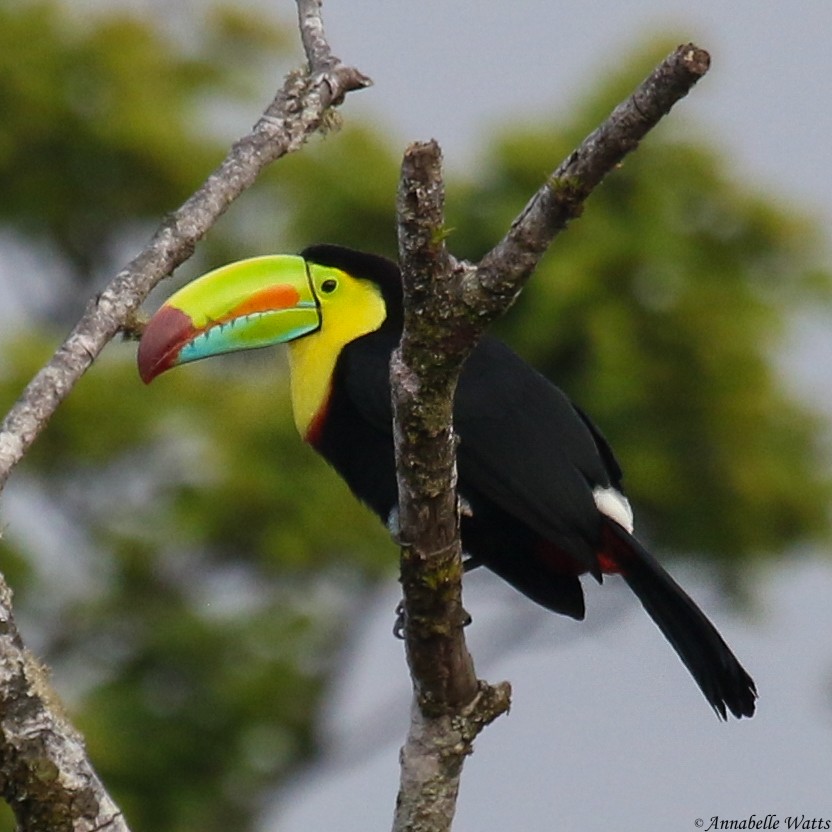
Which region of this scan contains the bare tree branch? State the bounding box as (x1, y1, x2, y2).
(0, 0, 370, 496)
(0, 581, 129, 832)
(391, 141, 512, 831)
(470, 43, 710, 319)
(0, 3, 368, 829)
(390, 43, 710, 832)
(391, 141, 513, 832)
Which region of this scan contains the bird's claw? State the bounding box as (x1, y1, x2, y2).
(393, 601, 470, 638)
(393, 600, 406, 639)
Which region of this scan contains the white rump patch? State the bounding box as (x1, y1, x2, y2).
(592, 485, 634, 533)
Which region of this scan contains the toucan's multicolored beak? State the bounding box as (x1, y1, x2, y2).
(138, 256, 320, 383)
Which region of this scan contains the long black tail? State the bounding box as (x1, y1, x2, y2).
(603, 520, 756, 719)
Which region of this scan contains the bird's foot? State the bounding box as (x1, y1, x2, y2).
(393, 600, 406, 639)
(392, 601, 471, 638)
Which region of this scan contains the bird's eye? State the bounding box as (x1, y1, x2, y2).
(320, 278, 338, 294)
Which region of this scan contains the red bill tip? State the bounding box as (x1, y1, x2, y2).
(137, 305, 197, 384)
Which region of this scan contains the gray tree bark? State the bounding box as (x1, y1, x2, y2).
(390, 44, 711, 832)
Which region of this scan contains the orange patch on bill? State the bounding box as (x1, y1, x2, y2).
(229, 284, 302, 318)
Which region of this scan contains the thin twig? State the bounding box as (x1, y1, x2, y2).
(0, 581, 129, 832)
(0, 0, 370, 495)
(469, 43, 710, 319)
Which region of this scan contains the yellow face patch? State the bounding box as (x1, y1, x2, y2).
(287, 264, 387, 439)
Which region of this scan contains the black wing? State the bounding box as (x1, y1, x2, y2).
(452, 338, 617, 570)
(342, 333, 623, 568)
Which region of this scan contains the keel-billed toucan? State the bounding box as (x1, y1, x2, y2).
(138, 245, 756, 719)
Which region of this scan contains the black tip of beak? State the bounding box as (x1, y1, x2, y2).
(137, 306, 197, 384)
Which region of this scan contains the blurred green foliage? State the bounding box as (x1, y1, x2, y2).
(0, 0, 288, 317)
(0, 4, 830, 832)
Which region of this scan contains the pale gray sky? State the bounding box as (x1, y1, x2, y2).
(319, 0, 832, 218)
(274, 560, 831, 831)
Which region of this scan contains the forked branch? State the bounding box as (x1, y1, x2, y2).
(391, 43, 710, 832)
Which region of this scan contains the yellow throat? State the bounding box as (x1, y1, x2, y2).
(287, 270, 387, 439)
